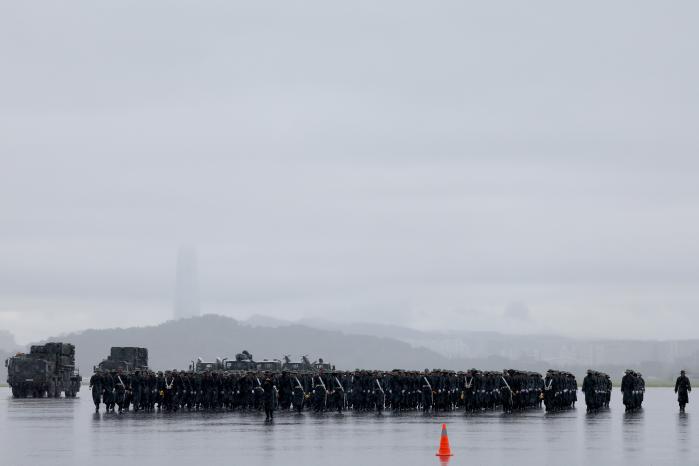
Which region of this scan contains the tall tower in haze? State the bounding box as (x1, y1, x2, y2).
(174, 246, 200, 320)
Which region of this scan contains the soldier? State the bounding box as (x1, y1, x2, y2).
(499, 370, 513, 414)
(373, 373, 385, 414)
(582, 369, 596, 413)
(675, 370, 691, 413)
(237, 372, 253, 411)
(143, 371, 155, 412)
(421, 370, 433, 413)
(131, 370, 142, 412)
(262, 372, 277, 421)
(114, 370, 127, 413)
(291, 373, 306, 413)
(278, 371, 293, 410)
(103, 370, 115, 412)
(253, 375, 264, 411)
(162, 370, 175, 411)
(621, 369, 635, 412)
(312, 374, 327, 413)
(156, 371, 165, 410)
(88, 369, 103, 413)
(331, 372, 346, 413)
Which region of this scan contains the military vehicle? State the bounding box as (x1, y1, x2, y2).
(223, 350, 256, 371)
(4, 342, 82, 398)
(96, 347, 149, 372)
(187, 351, 331, 373)
(256, 359, 282, 371)
(190, 357, 224, 372)
(313, 358, 334, 371)
(282, 355, 335, 372)
(282, 354, 314, 371)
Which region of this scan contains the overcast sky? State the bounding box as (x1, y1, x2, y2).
(1, 1, 698, 343)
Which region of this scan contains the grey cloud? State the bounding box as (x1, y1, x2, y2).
(1, 1, 698, 342)
(503, 302, 532, 322)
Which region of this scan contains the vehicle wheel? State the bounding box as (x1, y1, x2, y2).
(11, 387, 19, 398)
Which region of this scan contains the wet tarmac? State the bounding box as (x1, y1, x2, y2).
(0, 387, 694, 466)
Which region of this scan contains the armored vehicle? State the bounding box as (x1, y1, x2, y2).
(190, 357, 224, 372)
(5, 342, 82, 398)
(223, 350, 256, 371)
(97, 347, 149, 372)
(282, 355, 314, 371)
(282, 355, 335, 372)
(313, 358, 334, 372)
(256, 359, 282, 371)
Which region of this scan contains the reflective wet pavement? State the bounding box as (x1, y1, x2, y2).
(0, 387, 694, 465)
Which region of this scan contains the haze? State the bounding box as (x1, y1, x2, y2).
(2, 1, 698, 344)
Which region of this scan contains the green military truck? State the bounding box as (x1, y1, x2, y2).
(5, 342, 82, 398)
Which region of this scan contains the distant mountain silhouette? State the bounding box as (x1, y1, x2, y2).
(23, 314, 699, 383)
(38, 314, 456, 375)
(242, 315, 699, 382)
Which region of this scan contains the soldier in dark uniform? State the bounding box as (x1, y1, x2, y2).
(278, 371, 293, 410)
(262, 373, 277, 421)
(292, 373, 306, 413)
(675, 370, 691, 413)
(162, 370, 175, 411)
(421, 370, 433, 413)
(131, 370, 142, 412)
(621, 369, 635, 412)
(499, 370, 513, 414)
(582, 369, 595, 413)
(172, 370, 185, 411)
(312, 374, 327, 413)
(102, 370, 115, 412)
(253, 375, 264, 411)
(144, 371, 155, 412)
(238, 372, 253, 410)
(89, 370, 103, 413)
(373, 373, 385, 414)
(331, 372, 346, 413)
(114, 370, 127, 413)
(156, 371, 166, 410)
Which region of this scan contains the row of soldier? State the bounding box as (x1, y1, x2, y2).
(542, 370, 579, 411)
(88, 368, 551, 415)
(466, 370, 544, 413)
(620, 370, 645, 412)
(581, 370, 612, 412)
(85, 367, 692, 416)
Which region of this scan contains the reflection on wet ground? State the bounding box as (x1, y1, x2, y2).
(0, 388, 694, 466)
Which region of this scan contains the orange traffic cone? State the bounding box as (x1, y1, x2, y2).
(435, 423, 453, 457)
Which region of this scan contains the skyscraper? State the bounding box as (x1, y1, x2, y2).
(174, 246, 200, 320)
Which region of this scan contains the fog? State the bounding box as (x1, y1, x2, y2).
(1, 1, 698, 343)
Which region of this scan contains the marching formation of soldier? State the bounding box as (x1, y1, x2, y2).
(542, 370, 578, 412)
(620, 370, 645, 412)
(464, 370, 544, 413)
(88, 368, 549, 416)
(86, 366, 692, 417)
(581, 370, 612, 412)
